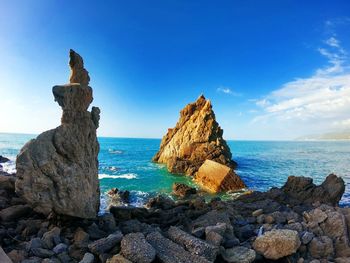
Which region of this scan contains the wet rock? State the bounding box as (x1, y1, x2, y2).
(309, 236, 334, 259)
(146, 231, 210, 263)
(120, 232, 155, 263)
(220, 246, 256, 263)
(107, 188, 130, 205)
(281, 174, 345, 206)
(195, 160, 246, 193)
(0, 156, 10, 163)
(153, 95, 236, 175)
(146, 194, 175, 210)
(15, 49, 100, 218)
(172, 183, 197, 198)
(253, 229, 301, 260)
(0, 204, 31, 221)
(88, 231, 123, 255)
(167, 226, 218, 261)
(109, 206, 149, 221)
(79, 252, 94, 263)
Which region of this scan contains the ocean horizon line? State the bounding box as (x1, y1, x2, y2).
(2, 131, 350, 142)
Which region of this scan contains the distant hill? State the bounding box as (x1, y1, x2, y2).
(296, 131, 350, 141)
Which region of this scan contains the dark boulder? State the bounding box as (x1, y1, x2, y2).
(172, 183, 197, 198)
(280, 174, 345, 206)
(0, 156, 10, 163)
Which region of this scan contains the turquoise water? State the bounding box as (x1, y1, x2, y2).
(1, 133, 350, 205)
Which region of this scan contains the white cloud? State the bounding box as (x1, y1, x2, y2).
(217, 86, 241, 96)
(325, 37, 340, 48)
(253, 36, 350, 137)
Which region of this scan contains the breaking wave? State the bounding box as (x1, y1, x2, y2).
(98, 173, 138, 180)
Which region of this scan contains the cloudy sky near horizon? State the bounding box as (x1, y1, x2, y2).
(0, 1, 350, 140)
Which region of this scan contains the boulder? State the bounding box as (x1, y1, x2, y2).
(309, 236, 334, 259)
(167, 226, 218, 261)
(172, 183, 197, 198)
(146, 231, 210, 263)
(0, 175, 16, 191)
(15, 49, 100, 218)
(88, 231, 123, 254)
(281, 174, 345, 206)
(153, 95, 236, 175)
(195, 160, 245, 193)
(253, 229, 301, 260)
(120, 233, 155, 263)
(0, 204, 32, 221)
(107, 188, 130, 206)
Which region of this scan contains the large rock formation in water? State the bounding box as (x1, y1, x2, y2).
(15, 50, 100, 219)
(153, 95, 235, 176)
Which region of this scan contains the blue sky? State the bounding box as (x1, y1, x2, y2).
(1, 1, 350, 139)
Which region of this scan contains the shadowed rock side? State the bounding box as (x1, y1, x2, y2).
(15, 50, 100, 219)
(153, 95, 236, 176)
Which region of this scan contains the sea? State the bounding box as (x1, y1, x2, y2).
(1, 133, 350, 208)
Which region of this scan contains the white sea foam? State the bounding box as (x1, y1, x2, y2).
(1, 160, 16, 174)
(108, 149, 123, 154)
(108, 166, 119, 172)
(98, 173, 137, 179)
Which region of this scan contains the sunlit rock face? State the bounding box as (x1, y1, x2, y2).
(15, 50, 100, 219)
(195, 160, 246, 193)
(153, 95, 236, 176)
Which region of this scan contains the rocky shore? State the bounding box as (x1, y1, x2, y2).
(1, 163, 349, 263)
(2, 51, 349, 263)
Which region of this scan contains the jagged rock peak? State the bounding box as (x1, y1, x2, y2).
(153, 94, 236, 176)
(15, 50, 100, 219)
(69, 49, 90, 86)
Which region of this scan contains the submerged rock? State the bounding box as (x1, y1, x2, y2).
(153, 95, 236, 176)
(195, 160, 246, 193)
(15, 50, 100, 218)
